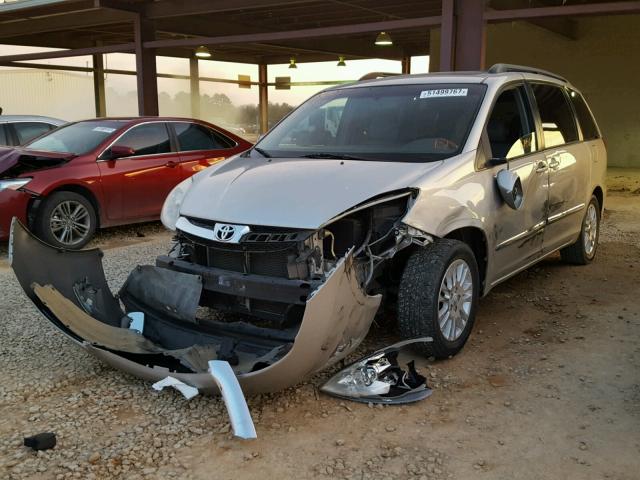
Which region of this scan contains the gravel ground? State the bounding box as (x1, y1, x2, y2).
(0, 171, 639, 480)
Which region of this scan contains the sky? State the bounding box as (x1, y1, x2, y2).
(0, 44, 429, 107)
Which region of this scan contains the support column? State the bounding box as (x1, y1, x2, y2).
(439, 0, 486, 72)
(258, 63, 268, 135)
(92, 53, 106, 117)
(134, 14, 159, 116)
(401, 56, 411, 74)
(189, 57, 200, 119)
(439, 0, 455, 71)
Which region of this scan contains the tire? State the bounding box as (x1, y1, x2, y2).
(35, 191, 97, 249)
(398, 239, 480, 359)
(560, 195, 600, 265)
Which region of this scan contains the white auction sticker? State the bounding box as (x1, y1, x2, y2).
(420, 88, 468, 99)
(93, 127, 116, 133)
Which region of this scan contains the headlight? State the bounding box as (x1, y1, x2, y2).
(0, 178, 32, 192)
(161, 177, 193, 231)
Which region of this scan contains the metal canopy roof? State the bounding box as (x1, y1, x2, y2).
(1, 0, 639, 65)
(0, 0, 443, 64)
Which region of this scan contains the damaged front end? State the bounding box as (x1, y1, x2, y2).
(10, 189, 431, 393)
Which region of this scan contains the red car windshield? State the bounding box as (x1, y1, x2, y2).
(25, 120, 127, 155)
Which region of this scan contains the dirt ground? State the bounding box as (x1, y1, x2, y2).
(0, 169, 638, 480)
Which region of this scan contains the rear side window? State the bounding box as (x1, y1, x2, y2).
(569, 90, 600, 140)
(111, 123, 171, 157)
(13, 122, 52, 144)
(0, 125, 8, 146)
(531, 84, 579, 148)
(173, 123, 235, 151)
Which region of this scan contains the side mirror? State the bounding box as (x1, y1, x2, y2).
(110, 145, 135, 159)
(496, 169, 524, 210)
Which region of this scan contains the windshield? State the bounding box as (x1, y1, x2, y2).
(25, 120, 127, 155)
(256, 83, 486, 162)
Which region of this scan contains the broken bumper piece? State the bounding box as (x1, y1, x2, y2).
(9, 219, 381, 394)
(320, 338, 433, 404)
(151, 364, 258, 440)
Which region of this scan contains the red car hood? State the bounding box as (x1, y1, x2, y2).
(0, 147, 75, 177)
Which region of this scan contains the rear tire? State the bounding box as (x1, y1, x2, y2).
(35, 191, 96, 249)
(398, 239, 480, 359)
(560, 195, 600, 265)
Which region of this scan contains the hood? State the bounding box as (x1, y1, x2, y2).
(179, 155, 443, 229)
(0, 147, 75, 178)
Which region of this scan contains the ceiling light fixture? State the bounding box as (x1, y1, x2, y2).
(194, 45, 212, 58)
(337, 56, 346, 67)
(289, 57, 297, 69)
(375, 31, 393, 46)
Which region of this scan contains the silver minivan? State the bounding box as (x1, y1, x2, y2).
(12, 64, 606, 394)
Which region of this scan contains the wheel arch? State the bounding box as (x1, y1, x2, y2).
(592, 185, 604, 213)
(443, 226, 488, 293)
(31, 184, 101, 229)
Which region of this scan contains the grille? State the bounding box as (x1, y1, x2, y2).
(192, 243, 295, 278)
(182, 217, 310, 278)
(184, 216, 311, 244)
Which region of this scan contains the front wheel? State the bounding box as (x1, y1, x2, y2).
(398, 239, 480, 359)
(560, 195, 601, 265)
(35, 191, 97, 249)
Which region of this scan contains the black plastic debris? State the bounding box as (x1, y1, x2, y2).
(320, 338, 433, 404)
(24, 432, 56, 451)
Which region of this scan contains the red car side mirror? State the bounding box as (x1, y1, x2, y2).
(110, 145, 135, 159)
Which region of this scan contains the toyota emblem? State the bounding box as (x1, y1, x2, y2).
(215, 224, 236, 242)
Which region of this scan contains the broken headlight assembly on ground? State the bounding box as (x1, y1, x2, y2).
(320, 338, 433, 404)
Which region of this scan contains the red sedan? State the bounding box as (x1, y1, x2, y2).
(0, 117, 252, 248)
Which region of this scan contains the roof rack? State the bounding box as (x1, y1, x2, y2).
(358, 72, 401, 81)
(487, 63, 567, 83)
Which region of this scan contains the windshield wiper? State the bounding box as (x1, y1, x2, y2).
(252, 147, 272, 158)
(301, 153, 370, 161)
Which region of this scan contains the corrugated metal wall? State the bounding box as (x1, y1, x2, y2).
(0, 69, 95, 121)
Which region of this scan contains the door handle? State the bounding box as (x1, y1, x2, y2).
(548, 157, 560, 170)
(165, 160, 178, 168)
(535, 160, 548, 173)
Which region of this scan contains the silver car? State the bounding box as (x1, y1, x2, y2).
(0, 115, 65, 146)
(11, 64, 606, 394)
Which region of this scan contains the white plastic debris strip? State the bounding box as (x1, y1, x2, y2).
(152, 376, 199, 400)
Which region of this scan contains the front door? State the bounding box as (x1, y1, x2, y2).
(487, 85, 549, 282)
(529, 83, 589, 253)
(97, 122, 180, 221)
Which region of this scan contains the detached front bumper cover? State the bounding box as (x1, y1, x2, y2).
(9, 218, 381, 395)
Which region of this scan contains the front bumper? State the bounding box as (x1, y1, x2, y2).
(10, 219, 381, 394)
(0, 190, 30, 240)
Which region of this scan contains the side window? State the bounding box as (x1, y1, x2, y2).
(13, 122, 52, 144)
(568, 90, 600, 140)
(0, 125, 8, 146)
(173, 123, 234, 151)
(486, 87, 537, 161)
(108, 123, 171, 157)
(531, 84, 579, 148)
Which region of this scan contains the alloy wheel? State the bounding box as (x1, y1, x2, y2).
(49, 200, 91, 246)
(583, 203, 598, 257)
(437, 259, 473, 341)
